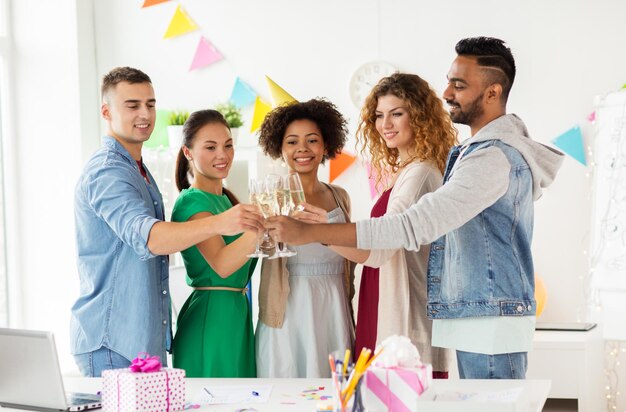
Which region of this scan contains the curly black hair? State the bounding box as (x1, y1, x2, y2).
(258, 98, 349, 163)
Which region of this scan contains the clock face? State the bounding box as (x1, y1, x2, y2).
(349, 61, 397, 108)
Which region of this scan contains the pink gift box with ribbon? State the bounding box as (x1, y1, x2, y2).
(102, 354, 185, 412)
(363, 364, 432, 412)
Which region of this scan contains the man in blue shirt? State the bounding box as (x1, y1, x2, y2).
(71, 67, 262, 377)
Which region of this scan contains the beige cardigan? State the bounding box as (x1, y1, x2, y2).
(257, 183, 356, 329)
(363, 161, 450, 372)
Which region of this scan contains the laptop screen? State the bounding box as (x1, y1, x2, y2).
(0, 328, 71, 411)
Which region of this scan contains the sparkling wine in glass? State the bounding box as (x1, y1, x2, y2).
(246, 179, 269, 258)
(287, 172, 306, 212)
(271, 175, 297, 258)
(264, 175, 294, 259)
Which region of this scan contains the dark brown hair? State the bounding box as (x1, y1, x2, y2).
(257, 98, 348, 163)
(174, 109, 239, 205)
(101, 67, 152, 99)
(455, 37, 516, 102)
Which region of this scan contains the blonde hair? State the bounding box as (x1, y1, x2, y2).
(356, 73, 457, 191)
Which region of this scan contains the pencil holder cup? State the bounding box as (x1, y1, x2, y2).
(332, 372, 363, 412)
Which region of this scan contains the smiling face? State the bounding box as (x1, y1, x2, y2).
(281, 119, 327, 175)
(101, 81, 156, 158)
(183, 122, 234, 190)
(442, 56, 489, 127)
(374, 94, 415, 160)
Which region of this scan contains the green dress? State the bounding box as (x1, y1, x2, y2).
(171, 188, 256, 377)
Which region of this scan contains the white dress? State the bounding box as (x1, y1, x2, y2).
(256, 207, 354, 378)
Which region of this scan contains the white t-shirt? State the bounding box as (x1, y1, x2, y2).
(431, 316, 536, 355)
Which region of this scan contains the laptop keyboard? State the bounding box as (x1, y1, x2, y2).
(67, 392, 102, 404)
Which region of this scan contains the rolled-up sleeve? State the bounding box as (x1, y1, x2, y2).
(86, 165, 159, 260)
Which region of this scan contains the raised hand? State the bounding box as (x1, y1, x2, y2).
(265, 215, 312, 245)
(217, 203, 264, 235)
(290, 202, 328, 224)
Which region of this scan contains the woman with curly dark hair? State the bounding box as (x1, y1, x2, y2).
(255, 99, 355, 378)
(328, 73, 457, 378)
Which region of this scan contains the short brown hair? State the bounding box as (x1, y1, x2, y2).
(101, 67, 152, 99)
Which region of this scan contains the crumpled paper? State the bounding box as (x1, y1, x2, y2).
(373, 335, 422, 368)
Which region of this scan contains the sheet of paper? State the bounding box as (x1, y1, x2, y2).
(194, 384, 272, 405)
(433, 387, 523, 402)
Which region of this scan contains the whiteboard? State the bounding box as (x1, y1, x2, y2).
(590, 89, 626, 340)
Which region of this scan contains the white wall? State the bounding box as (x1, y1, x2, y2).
(89, 0, 617, 323)
(8, 0, 626, 407)
(9, 0, 98, 370)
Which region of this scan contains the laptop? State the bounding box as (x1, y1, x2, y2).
(535, 322, 597, 332)
(0, 328, 101, 411)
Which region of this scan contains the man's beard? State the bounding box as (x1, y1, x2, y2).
(448, 93, 484, 125)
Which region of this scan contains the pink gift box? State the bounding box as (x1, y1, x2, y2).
(363, 365, 432, 412)
(102, 367, 185, 412)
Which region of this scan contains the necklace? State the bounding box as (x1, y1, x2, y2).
(397, 155, 419, 170)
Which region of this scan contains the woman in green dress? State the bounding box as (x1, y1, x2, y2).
(171, 109, 259, 377)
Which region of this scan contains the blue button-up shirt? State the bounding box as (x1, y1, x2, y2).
(71, 136, 171, 363)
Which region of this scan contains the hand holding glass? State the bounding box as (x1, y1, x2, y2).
(246, 179, 271, 258)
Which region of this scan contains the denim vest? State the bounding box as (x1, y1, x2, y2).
(427, 140, 536, 319)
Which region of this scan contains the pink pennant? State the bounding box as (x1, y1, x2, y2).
(586, 111, 596, 123)
(189, 37, 223, 71)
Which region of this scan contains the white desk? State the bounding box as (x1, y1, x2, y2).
(0, 377, 550, 412)
(527, 326, 605, 412)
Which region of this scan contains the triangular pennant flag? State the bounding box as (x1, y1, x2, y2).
(189, 37, 223, 70)
(250, 96, 272, 133)
(163, 5, 197, 39)
(230, 77, 257, 108)
(552, 125, 586, 166)
(142, 0, 169, 7)
(329, 151, 356, 183)
(365, 161, 378, 200)
(265, 76, 297, 107)
(586, 111, 596, 123)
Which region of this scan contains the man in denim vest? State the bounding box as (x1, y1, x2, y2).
(266, 37, 564, 379)
(71, 67, 262, 377)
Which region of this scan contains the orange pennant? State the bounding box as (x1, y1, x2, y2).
(329, 152, 356, 183)
(142, 0, 170, 7)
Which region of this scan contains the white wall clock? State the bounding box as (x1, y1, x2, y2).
(348, 61, 397, 108)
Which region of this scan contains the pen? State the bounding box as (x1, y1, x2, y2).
(364, 347, 384, 370)
(329, 354, 345, 412)
(203, 388, 214, 398)
(342, 349, 351, 376)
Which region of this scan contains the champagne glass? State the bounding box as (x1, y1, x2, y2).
(246, 179, 269, 258)
(264, 175, 282, 259)
(272, 175, 297, 258)
(256, 177, 277, 251)
(287, 172, 306, 212)
(264, 175, 295, 259)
